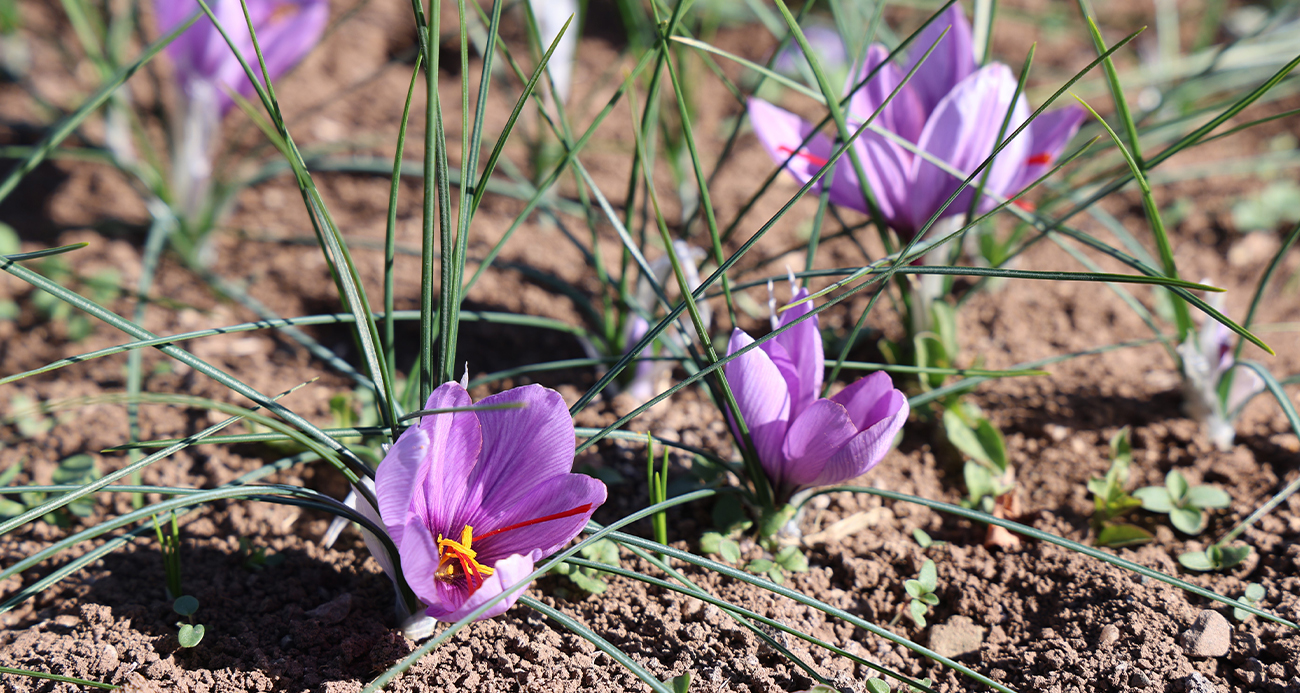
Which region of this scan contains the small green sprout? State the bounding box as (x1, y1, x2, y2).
(550, 538, 621, 594)
(701, 533, 807, 585)
(236, 537, 286, 572)
(912, 528, 945, 549)
(1233, 583, 1266, 621)
(1087, 427, 1151, 547)
(1134, 470, 1231, 535)
(903, 559, 940, 628)
(699, 531, 742, 564)
(909, 678, 934, 693)
(663, 672, 691, 692)
(173, 595, 205, 648)
(1177, 542, 1252, 572)
(945, 402, 1012, 513)
(865, 678, 891, 693)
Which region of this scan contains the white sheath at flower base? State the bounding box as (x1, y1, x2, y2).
(624, 241, 711, 402)
(1177, 291, 1264, 451)
(528, 0, 578, 105)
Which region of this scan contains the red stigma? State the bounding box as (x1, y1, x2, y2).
(777, 145, 829, 168)
(1013, 199, 1037, 212)
(1025, 152, 1052, 166)
(477, 503, 595, 542)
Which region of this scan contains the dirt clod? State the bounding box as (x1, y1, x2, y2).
(927, 615, 986, 658)
(1181, 610, 1232, 658)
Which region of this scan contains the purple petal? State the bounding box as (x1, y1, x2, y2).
(473, 473, 606, 563)
(468, 384, 577, 515)
(906, 63, 1030, 230)
(902, 4, 976, 114)
(848, 44, 926, 144)
(779, 399, 859, 488)
(774, 25, 850, 77)
(1226, 365, 1264, 414)
(724, 329, 792, 470)
(746, 98, 872, 215)
(842, 44, 926, 232)
(161, 0, 327, 113)
(375, 381, 482, 545)
(1007, 106, 1087, 192)
(811, 391, 909, 486)
(425, 553, 535, 622)
(830, 371, 902, 430)
(395, 519, 444, 610)
(772, 286, 823, 420)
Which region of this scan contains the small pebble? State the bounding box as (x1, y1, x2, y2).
(1183, 672, 1218, 693)
(306, 593, 353, 625)
(1181, 610, 1232, 658)
(1098, 624, 1120, 648)
(1129, 670, 1151, 688)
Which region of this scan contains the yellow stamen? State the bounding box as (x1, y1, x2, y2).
(435, 525, 494, 589)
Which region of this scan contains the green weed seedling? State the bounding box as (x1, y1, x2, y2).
(897, 559, 940, 629)
(550, 538, 621, 595)
(1178, 542, 1252, 573)
(662, 671, 691, 693)
(1134, 470, 1231, 535)
(946, 402, 1012, 513)
(1233, 583, 1267, 621)
(1088, 427, 1151, 547)
(155, 514, 204, 648)
(173, 595, 204, 649)
(698, 532, 807, 585)
(912, 528, 945, 549)
(237, 537, 285, 572)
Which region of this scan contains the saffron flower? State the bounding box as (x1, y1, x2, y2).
(1178, 298, 1263, 451)
(725, 284, 908, 498)
(747, 5, 1086, 237)
(157, 0, 328, 115)
(156, 0, 327, 218)
(373, 381, 606, 622)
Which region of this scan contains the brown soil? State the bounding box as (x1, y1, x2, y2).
(2, 1, 1300, 692)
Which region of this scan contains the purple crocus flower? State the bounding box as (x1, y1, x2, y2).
(725, 285, 908, 497)
(747, 5, 1086, 237)
(156, 0, 328, 115)
(373, 382, 606, 622)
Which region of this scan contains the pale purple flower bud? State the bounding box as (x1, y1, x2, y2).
(772, 25, 850, 79)
(747, 5, 1086, 237)
(1178, 294, 1263, 451)
(724, 284, 908, 498)
(157, 0, 328, 115)
(373, 382, 606, 623)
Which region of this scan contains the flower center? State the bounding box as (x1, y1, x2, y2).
(434, 503, 596, 595)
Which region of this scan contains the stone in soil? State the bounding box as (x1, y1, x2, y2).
(1180, 610, 1232, 658)
(927, 615, 986, 658)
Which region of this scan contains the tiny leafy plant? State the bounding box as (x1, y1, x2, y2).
(903, 559, 940, 628)
(1178, 542, 1253, 573)
(1087, 427, 1151, 547)
(699, 533, 807, 585)
(1233, 583, 1267, 621)
(237, 537, 285, 572)
(173, 595, 205, 649)
(1134, 470, 1231, 535)
(946, 402, 1012, 512)
(551, 539, 621, 595)
(912, 528, 945, 549)
(156, 515, 204, 648)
